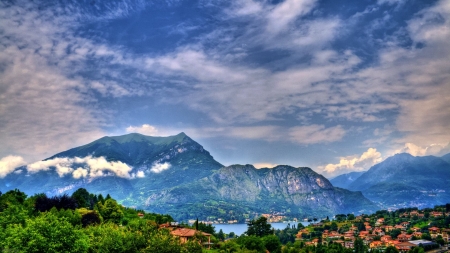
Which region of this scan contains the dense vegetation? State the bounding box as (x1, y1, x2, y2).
(1, 188, 449, 253)
(0, 188, 198, 252)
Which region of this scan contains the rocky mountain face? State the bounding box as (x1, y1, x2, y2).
(0, 133, 377, 221)
(138, 165, 377, 220)
(346, 153, 450, 208)
(329, 171, 365, 189)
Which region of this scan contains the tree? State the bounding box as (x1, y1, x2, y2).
(0, 212, 89, 252)
(347, 214, 355, 220)
(0, 189, 27, 211)
(354, 237, 366, 253)
(72, 188, 91, 208)
(96, 199, 124, 224)
(238, 235, 265, 252)
(263, 235, 282, 253)
(385, 246, 399, 253)
(217, 229, 225, 241)
(330, 222, 338, 231)
(246, 216, 273, 237)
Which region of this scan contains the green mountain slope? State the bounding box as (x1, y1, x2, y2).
(143, 165, 378, 221)
(0, 133, 377, 221)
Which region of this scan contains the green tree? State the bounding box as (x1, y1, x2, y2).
(0, 212, 89, 252)
(354, 237, 366, 253)
(263, 234, 282, 253)
(385, 246, 399, 253)
(141, 228, 183, 253)
(72, 188, 91, 208)
(96, 198, 124, 223)
(238, 235, 265, 252)
(330, 222, 338, 231)
(219, 240, 240, 252)
(246, 216, 273, 237)
(217, 228, 225, 241)
(0, 189, 27, 211)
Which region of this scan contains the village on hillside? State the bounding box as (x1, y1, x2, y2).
(293, 207, 450, 252)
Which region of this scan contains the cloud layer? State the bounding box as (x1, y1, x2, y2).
(26, 156, 134, 179)
(319, 148, 383, 177)
(1, 0, 449, 171)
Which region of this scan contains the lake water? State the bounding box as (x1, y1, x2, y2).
(213, 222, 310, 236)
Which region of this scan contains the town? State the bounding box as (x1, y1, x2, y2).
(288, 206, 450, 252)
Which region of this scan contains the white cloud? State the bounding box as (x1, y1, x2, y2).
(84, 157, 133, 179)
(318, 148, 382, 177)
(395, 143, 450, 157)
(126, 124, 159, 136)
(0, 155, 27, 178)
(136, 171, 145, 178)
(289, 125, 346, 145)
(253, 163, 278, 169)
(150, 162, 171, 173)
(73, 167, 89, 179)
(266, 0, 316, 34)
(27, 156, 134, 179)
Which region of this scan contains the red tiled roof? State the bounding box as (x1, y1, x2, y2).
(170, 228, 211, 237)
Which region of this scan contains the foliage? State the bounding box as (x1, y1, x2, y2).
(0, 212, 89, 252)
(35, 194, 78, 211)
(237, 235, 265, 252)
(263, 234, 282, 253)
(246, 216, 273, 237)
(96, 198, 124, 224)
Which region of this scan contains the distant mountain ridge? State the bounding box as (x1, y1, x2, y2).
(345, 153, 450, 208)
(329, 171, 366, 189)
(0, 133, 376, 221)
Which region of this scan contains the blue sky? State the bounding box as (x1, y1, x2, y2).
(1, 0, 449, 178)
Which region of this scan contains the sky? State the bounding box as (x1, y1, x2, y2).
(0, 0, 449, 179)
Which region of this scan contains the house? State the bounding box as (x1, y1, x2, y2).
(372, 228, 385, 236)
(370, 241, 383, 249)
(359, 231, 369, 239)
(170, 228, 211, 248)
(376, 218, 385, 226)
(381, 235, 392, 242)
(431, 212, 443, 217)
(412, 232, 422, 238)
(395, 224, 405, 230)
(344, 231, 354, 240)
(395, 241, 416, 252)
(397, 233, 413, 242)
(137, 213, 145, 218)
(428, 226, 440, 234)
(385, 225, 394, 232)
(400, 222, 410, 228)
(344, 241, 354, 248)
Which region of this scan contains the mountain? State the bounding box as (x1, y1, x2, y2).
(329, 171, 366, 188)
(1, 133, 224, 197)
(347, 153, 450, 208)
(146, 165, 378, 221)
(0, 133, 377, 220)
(441, 153, 450, 164)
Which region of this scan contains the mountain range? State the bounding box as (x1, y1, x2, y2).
(329, 171, 366, 189)
(0, 133, 377, 221)
(1, 132, 448, 220)
(343, 153, 450, 208)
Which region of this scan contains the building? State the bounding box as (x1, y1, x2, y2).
(170, 228, 212, 248)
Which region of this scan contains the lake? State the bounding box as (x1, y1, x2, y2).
(213, 221, 310, 236)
